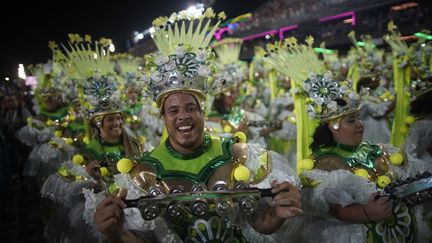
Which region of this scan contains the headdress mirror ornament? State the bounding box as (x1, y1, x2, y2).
(28, 62, 65, 103)
(410, 38, 432, 84)
(348, 31, 384, 78)
(141, 7, 226, 107)
(113, 53, 144, 106)
(210, 38, 248, 95)
(57, 33, 122, 120)
(265, 36, 363, 122)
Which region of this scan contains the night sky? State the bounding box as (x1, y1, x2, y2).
(2, 0, 267, 79)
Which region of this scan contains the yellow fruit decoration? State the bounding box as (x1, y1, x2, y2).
(26, 117, 33, 126)
(223, 125, 232, 133)
(46, 119, 54, 126)
(72, 154, 84, 165)
(108, 183, 120, 194)
(233, 131, 247, 143)
(399, 125, 409, 134)
(300, 158, 315, 171)
(376, 175, 391, 188)
(65, 138, 74, 145)
(126, 117, 132, 123)
(54, 130, 62, 138)
(82, 136, 89, 144)
(117, 158, 133, 173)
(138, 135, 146, 144)
(100, 167, 109, 177)
(404, 116, 415, 125)
(234, 165, 250, 181)
(389, 153, 404, 166)
(354, 168, 369, 180)
(69, 115, 76, 121)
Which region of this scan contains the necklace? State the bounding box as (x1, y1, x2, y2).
(166, 133, 212, 159)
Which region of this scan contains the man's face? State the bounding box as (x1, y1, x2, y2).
(162, 93, 205, 152)
(330, 111, 364, 146)
(2, 96, 17, 110)
(99, 113, 123, 141)
(223, 87, 238, 108)
(44, 94, 63, 112)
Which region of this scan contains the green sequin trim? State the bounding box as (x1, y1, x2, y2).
(316, 141, 382, 169)
(39, 106, 69, 121)
(141, 137, 234, 184)
(166, 133, 212, 160)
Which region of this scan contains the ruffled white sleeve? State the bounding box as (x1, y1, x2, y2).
(402, 120, 432, 172)
(16, 125, 53, 146)
(291, 169, 378, 242)
(240, 144, 301, 243)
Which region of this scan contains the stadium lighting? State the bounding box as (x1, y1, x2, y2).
(18, 64, 26, 79)
(109, 43, 115, 52)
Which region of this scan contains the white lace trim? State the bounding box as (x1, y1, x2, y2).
(114, 173, 147, 200)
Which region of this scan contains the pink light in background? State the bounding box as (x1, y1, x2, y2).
(214, 27, 230, 40)
(278, 25, 299, 40)
(242, 30, 278, 41)
(319, 11, 356, 26)
(25, 76, 37, 86)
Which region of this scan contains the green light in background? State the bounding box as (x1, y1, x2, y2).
(313, 47, 334, 54)
(356, 41, 376, 47)
(414, 32, 432, 40)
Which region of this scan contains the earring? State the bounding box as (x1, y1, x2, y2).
(96, 121, 102, 127)
(331, 121, 340, 130)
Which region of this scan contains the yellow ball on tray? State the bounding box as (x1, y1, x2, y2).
(117, 158, 133, 173)
(300, 158, 315, 171)
(54, 130, 62, 138)
(389, 153, 404, 166)
(354, 168, 369, 180)
(233, 131, 247, 143)
(376, 175, 391, 188)
(233, 165, 250, 182)
(65, 138, 74, 145)
(100, 166, 109, 177)
(223, 125, 232, 133)
(72, 154, 84, 165)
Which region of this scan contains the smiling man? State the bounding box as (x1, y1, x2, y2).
(94, 7, 303, 243)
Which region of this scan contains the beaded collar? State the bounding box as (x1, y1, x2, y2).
(317, 141, 382, 169)
(165, 132, 212, 159)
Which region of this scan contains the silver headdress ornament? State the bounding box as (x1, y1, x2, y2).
(113, 54, 144, 106)
(348, 31, 384, 78)
(211, 38, 248, 95)
(265, 36, 362, 122)
(29, 41, 70, 101)
(141, 7, 226, 107)
(57, 34, 122, 120)
(410, 40, 432, 100)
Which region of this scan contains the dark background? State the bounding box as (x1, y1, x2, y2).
(1, 0, 267, 79)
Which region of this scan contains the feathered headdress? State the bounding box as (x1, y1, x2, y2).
(211, 38, 248, 95)
(141, 7, 226, 107)
(113, 53, 144, 106)
(57, 34, 122, 121)
(266, 37, 361, 121)
(265, 37, 362, 172)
